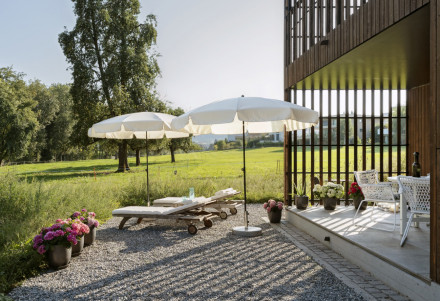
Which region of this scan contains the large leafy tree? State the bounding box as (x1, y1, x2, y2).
(0, 68, 38, 165)
(59, 0, 161, 172)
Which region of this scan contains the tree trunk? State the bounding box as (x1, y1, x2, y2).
(117, 141, 127, 172)
(125, 155, 130, 171)
(136, 149, 140, 166)
(170, 147, 176, 163)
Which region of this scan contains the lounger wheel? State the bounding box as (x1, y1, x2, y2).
(219, 211, 228, 219)
(230, 208, 238, 215)
(188, 224, 198, 235)
(204, 219, 213, 228)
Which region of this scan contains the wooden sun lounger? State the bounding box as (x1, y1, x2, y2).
(153, 189, 243, 220)
(112, 198, 217, 235)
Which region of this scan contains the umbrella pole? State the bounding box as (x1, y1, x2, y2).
(242, 121, 248, 229)
(146, 131, 150, 206)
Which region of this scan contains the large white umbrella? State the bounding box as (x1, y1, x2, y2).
(88, 112, 189, 204)
(171, 96, 319, 236)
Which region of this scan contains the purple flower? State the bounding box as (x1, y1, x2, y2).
(37, 245, 46, 255)
(43, 231, 55, 241)
(33, 234, 43, 245)
(94, 220, 99, 228)
(55, 230, 65, 237)
(80, 217, 85, 221)
(67, 234, 77, 245)
(81, 208, 87, 213)
(72, 211, 81, 218)
(66, 227, 72, 233)
(89, 212, 96, 217)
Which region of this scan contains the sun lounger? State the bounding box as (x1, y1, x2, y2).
(153, 188, 243, 219)
(112, 197, 217, 234)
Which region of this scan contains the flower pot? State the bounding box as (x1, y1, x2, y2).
(84, 226, 96, 246)
(72, 235, 84, 257)
(295, 195, 309, 210)
(268, 210, 282, 223)
(353, 197, 367, 210)
(47, 245, 71, 269)
(322, 197, 338, 210)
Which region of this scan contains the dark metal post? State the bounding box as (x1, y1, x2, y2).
(242, 121, 248, 228)
(145, 131, 150, 206)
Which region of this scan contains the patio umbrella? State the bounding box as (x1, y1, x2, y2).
(171, 96, 319, 236)
(88, 112, 189, 205)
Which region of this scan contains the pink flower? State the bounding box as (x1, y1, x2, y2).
(263, 203, 268, 209)
(72, 211, 81, 218)
(266, 207, 271, 213)
(89, 212, 96, 217)
(94, 220, 99, 228)
(277, 203, 283, 210)
(81, 208, 87, 212)
(269, 200, 276, 208)
(80, 217, 85, 221)
(37, 245, 46, 255)
(55, 230, 64, 237)
(66, 227, 72, 233)
(56, 219, 63, 223)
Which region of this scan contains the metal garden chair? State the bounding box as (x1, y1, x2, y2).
(396, 176, 430, 246)
(353, 170, 399, 232)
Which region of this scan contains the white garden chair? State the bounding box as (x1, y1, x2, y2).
(353, 170, 399, 231)
(396, 176, 430, 247)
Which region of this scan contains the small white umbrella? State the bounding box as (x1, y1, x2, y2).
(171, 96, 319, 236)
(88, 112, 189, 204)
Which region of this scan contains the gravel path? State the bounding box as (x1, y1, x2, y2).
(9, 204, 365, 301)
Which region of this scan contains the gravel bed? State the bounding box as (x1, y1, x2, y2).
(9, 204, 365, 301)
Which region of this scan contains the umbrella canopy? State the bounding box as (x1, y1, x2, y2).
(88, 112, 188, 139)
(88, 111, 189, 205)
(171, 96, 319, 135)
(171, 96, 319, 236)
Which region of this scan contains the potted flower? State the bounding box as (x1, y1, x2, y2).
(58, 218, 90, 256)
(313, 182, 344, 210)
(293, 182, 309, 209)
(71, 209, 99, 246)
(263, 199, 283, 223)
(348, 182, 366, 210)
(32, 222, 80, 269)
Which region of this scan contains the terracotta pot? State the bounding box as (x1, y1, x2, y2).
(295, 195, 309, 210)
(353, 197, 367, 210)
(47, 245, 71, 269)
(268, 210, 282, 223)
(84, 226, 96, 246)
(72, 235, 84, 257)
(323, 197, 338, 210)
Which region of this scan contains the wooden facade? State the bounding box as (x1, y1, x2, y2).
(284, 0, 440, 282)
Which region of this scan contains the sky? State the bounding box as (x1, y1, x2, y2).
(0, 0, 284, 112)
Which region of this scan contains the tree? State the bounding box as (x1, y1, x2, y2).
(0, 68, 38, 165)
(59, 0, 161, 172)
(167, 107, 193, 163)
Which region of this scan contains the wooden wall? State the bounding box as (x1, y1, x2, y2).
(407, 84, 432, 176)
(430, 0, 440, 283)
(286, 0, 430, 88)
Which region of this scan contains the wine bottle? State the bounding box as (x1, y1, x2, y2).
(412, 152, 421, 177)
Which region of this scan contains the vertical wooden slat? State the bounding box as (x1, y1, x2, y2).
(328, 89, 332, 182)
(397, 85, 402, 173)
(319, 86, 324, 185)
(362, 86, 367, 170)
(345, 85, 350, 202)
(379, 85, 384, 181)
(337, 87, 341, 183)
(354, 85, 358, 173)
(293, 88, 298, 190)
(371, 84, 376, 170)
(388, 87, 393, 176)
(302, 87, 307, 190)
(311, 86, 315, 203)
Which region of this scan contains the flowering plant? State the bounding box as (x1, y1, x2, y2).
(348, 182, 364, 199)
(263, 199, 283, 212)
(71, 208, 99, 228)
(32, 221, 80, 255)
(313, 182, 344, 199)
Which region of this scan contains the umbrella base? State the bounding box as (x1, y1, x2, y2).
(232, 226, 262, 237)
